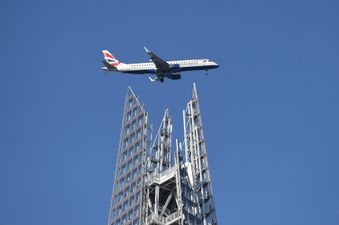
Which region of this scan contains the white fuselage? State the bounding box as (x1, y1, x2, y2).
(116, 59, 219, 74)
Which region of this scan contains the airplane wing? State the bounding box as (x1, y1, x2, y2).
(144, 47, 170, 72)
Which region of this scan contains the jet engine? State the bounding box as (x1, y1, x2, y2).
(169, 64, 180, 72)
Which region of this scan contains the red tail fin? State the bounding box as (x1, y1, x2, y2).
(102, 50, 121, 66)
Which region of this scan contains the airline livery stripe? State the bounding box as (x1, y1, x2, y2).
(104, 53, 115, 59)
(111, 62, 120, 66)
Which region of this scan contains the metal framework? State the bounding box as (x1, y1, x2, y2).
(182, 84, 217, 225)
(107, 84, 217, 225)
(107, 87, 148, 225)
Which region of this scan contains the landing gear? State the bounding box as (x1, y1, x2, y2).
(204, 69, 208, 76)
(160, 78, 164, 83)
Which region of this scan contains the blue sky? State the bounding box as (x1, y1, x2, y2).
(1, 0, 338, 225)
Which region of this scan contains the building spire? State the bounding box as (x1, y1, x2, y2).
(107, 85, 218, 225)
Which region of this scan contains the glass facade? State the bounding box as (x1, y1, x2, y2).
(108, 88, 148, 225)
(182, 84, 217, 225)
(107, 84, 218, 225)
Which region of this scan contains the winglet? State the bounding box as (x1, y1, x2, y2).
(144, 46, 150, 53)
(148, 76, 157, 82)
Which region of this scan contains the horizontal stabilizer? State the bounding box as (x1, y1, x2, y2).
(102, 60, 117, 71)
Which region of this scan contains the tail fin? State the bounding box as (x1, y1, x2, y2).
(102, 50, 121, 67)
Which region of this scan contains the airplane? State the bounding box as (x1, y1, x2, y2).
(101, 47, 219, 82)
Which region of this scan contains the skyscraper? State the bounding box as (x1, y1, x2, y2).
(107, 84, 217, 225)
(107, 87, 148, 225)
